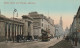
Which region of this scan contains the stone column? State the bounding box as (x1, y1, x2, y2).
(22, 26, 23, 36)
(30, 23, 34, 39)
(13, 24, 15, 37)
(29, 24, 31, 36)
(20, 25, 21, 35)
(21, 26, 22, 35)
(17, 25, 19, 35)
(10, 24, 12, 40)
(14, 24, 15, 38)
(18, 25, 20, 35)
(23, 21, 28, 37)
(15, 24, 16, 37)
(7, 24, 8, 40)
(16, 25, 17, 36)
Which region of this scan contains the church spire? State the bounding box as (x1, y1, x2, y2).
(60, 16, 63, 27)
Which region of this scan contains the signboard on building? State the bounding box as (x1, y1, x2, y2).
(77, 29, 80, 32)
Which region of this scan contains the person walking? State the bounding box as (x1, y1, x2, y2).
(72, 37, 75, 45)
(74, 37, 78, 46)
(78, 38, 80, 44)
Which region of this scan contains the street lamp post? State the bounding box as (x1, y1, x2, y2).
(12, 9, 18, 42)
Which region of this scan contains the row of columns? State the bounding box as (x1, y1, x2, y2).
(5, 23, 23, 40)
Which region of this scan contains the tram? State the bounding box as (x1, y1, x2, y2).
(41, 29, 50, 41)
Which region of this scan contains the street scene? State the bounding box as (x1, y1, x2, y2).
(0, 0, 80, 48)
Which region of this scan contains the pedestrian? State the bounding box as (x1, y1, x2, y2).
(57, 37, 58, 39)
(74, 37, 78, 46)
(78, 38, 80, 44)
(72, 37, 75, 44)
(65, 36, 69, 42)
(63, 35, 65, 39)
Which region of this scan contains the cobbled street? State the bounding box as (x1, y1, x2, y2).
(49, 40, 74, 48)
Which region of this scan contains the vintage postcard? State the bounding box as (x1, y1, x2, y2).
(0, 0, 80, 48)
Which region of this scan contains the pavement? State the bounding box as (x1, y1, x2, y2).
(0, 42, 10, 48)
(70, 40, 80, 48)
(0, 37, 63, 48)
(72, 42, 80, 48)
(49, 40, 74, 48)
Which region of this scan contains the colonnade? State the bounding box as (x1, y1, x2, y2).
(5, 22, 23, 40)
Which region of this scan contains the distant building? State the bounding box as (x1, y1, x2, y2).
(54, 17, 64, 37)
(64, 27, 69, 35)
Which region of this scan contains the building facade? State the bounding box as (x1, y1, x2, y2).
(69, 6, 80, 39)
(0, 15, 24, 41)
(0, 14, 34, 41)
(0, 12, 55, 41)
(29, 12, 55, 39)
(64, 27, 69, 36)
(22, 15, 34, 40)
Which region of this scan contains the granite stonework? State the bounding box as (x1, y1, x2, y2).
(0, 14, 34, 42)
(22, 15, 34, 39)
(29, 12, 55, 39)
(0, 19, 5, 41)
(0, 12, 55, 42)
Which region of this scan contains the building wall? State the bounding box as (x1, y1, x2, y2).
(33, 19, 42, 37)
(0, 15, 24, 41)
(22, 15, 34, 39)
(41, 17, 55, 37)
(42, 18, 48, 30)
(23, 20, 28, 36)
(69, 6, 80, 38)
(49, 24, 55, 36)
(0, 20, 5, 41)
(29, 12, 55, 38)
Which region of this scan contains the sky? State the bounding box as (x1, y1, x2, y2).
(0, 0, 80, 29)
